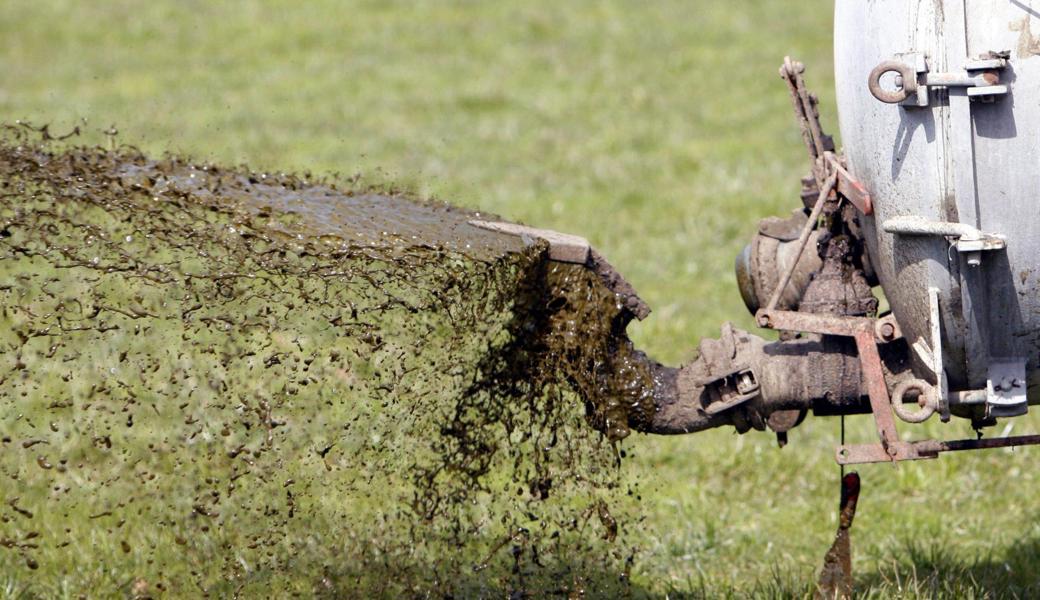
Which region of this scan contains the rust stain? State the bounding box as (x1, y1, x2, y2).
(1011, 15, 1040, 57)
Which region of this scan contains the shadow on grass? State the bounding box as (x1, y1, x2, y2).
(651, 535, 1040, 600)
(0, 555, 654, 600)
(7, 539, 1035, 600)
(312, 536, 1040, 599)
(315, 557, 656, 599)
(853, 534, 1040, 599)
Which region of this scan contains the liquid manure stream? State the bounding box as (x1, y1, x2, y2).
(0, 127, 663, 597)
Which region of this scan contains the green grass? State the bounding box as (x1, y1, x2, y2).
(3, 1, 1040, 597)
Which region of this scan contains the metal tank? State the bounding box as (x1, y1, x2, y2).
(835, 1, 1039, 414)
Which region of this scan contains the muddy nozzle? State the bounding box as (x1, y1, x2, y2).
(467, 221, 888, 440)
(468, 220, 651, 320)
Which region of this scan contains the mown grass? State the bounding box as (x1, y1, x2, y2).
(3, 1, 1040, 597)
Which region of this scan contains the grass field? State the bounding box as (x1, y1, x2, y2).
(3, 1, 1040, 597)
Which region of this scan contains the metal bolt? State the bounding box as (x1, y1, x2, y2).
(879, 322, 895, 340)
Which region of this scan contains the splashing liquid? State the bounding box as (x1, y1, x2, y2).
(0, 128, 659, 597)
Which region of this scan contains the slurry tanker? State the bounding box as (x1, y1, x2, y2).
(483, 1, 1040, 467)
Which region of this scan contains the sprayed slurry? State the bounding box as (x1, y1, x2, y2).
(0, 129, 661, 596)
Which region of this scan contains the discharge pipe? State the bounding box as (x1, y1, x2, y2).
(641, 328, 912, 437)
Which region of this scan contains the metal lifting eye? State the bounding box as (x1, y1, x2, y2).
(867, 60, 918, 104)
(867, 54, 1008, 106)
(891, 379, 938, 423)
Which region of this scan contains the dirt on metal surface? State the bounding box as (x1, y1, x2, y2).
(816, 472, 860, 599)
(0, 126, 662, 596)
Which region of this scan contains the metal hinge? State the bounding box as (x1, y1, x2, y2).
(868, 52, 1009, 107)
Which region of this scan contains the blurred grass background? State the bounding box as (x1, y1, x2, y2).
(3, 0, 1040, 597)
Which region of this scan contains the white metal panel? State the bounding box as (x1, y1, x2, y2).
(834, 0, 1040, 390)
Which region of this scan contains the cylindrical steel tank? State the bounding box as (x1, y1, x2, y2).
(834, 1, 1040, 410)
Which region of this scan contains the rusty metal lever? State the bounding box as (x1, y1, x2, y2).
(756, 309, 905, 460)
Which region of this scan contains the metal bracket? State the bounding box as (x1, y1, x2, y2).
(987, 359, 1028, 418)
(826, 154, 873, 216)
(882, 216, 1006, 267)
(756, 309, 904, 460)
(909, 287, 950, 421)
(868, 52, 1009, 107)
(930, 288, 950, 421)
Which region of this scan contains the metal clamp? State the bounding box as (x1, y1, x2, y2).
(987, 359, 1028, 418)
(703, 367, 760, 415)
(868, 52, 1008, 107)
